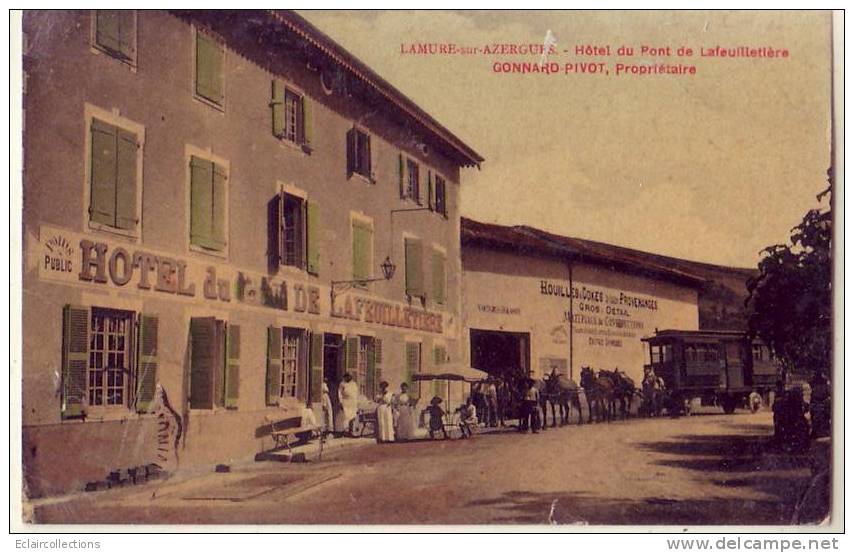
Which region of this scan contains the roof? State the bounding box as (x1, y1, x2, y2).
(461, 217, 708, 287)
(170, 10, 483, 168)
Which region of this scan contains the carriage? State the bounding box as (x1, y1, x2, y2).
(642, 329, 781, 414)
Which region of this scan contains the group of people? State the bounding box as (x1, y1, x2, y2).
(771, 373, 831, 452)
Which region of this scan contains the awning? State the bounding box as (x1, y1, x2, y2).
(412, 366, 489, 383)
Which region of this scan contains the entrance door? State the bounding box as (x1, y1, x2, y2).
(324, 334, 344, 430)
(470, 329, 531, 379)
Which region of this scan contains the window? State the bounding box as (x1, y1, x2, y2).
(267, 327, 309, 405)
(434, 175, 447, 216)
(88, 117, 140, 233)
(752, 344, 765, 362)
(195, 30, 224, 107)
(189, 317, 240, 409)
(92, 10, 136, 64)
(283, 194, 305, 268)
(189, 155, 228, 252)
(352, 218, 374, 284)
(404, 237, 424, 299)
(356, 337, 371, 397)
(346, 128, 372, 179)
(404, 342, 422, 396)
(650, 346, 662, 364)
(431, 249, 446, 305)
(407, 160, 421, 203)
(662, 345, 674, 362)
(61, 305, 159, 419)
(271, 80, 312, 149)
(685, 345, 697, 363)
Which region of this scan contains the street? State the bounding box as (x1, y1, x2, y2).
(30, 410, 830, 526)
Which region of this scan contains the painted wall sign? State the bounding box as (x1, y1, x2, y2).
(331, 293, 444, 334)
(476, 303, 521, 316)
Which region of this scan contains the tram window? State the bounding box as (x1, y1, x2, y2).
(650, 346, 662, 364)
(752, 344, 765, 362)
(685, 345, 697, 362)
(663, 345, 673, 362)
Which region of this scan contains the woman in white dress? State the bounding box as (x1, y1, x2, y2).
(375, 381, 395, 443)
(338, 373, 360, 436)
(395, 383, 416, 441)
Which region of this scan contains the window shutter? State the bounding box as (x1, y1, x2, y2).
(95, 11, 121, 54)
(296, 331, 309, 402)
(90, 119, 117, 226)
(267, 192, 282, 267)
(136, 314, 158, 413)
(196, 32, 224, 105)
(345, 335, 359, 373)
(117, 11, 135, 59)
(115, 128, 138, 230)
(405, 342, 420, 392)
(224, 324, 240, 409)
(398, 153, 406, 198)
(190, 156, 213, 248)
(436, 177, 447, 217)
(266, 326, 282, 406)
(306, 201, 320, 275)
(271, 80, 284, 138)
(210, 163, 227, 250)
(346, 128, 356, 177)
(427, 171, 434, 211)
(62, 305, 90, 419)
(301, 95, 313, 147)
(366, 339, 376, 399)
(189, 317, 217, 409)
(309, 332, 324, 403)
(405, 237, 424, 298)
(352, 221, 371, 282)
(413, 164, 421, 204)
(432, 250, 446, 305)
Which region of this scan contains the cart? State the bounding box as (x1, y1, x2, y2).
(412, 367, 488, 438)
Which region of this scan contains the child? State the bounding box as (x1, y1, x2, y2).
(426, 396, 448, 440)
(458, 397, 478, 438)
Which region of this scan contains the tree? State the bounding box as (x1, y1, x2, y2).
(745, 184, 832, 381)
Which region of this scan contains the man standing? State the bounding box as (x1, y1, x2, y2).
(524, 378, 541, 434)
(483, 378, 498, 427)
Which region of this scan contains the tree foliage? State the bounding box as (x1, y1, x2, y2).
(746, 185, 832, 379)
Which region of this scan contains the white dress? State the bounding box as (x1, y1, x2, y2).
(339, 380, 360, 431)
(375, 391, 395, 442)
(395, 392, 416, 441)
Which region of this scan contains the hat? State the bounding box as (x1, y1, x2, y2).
(430, 396, 443, 405)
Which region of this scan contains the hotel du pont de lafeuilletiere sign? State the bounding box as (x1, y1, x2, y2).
(34, 224, 445, 334)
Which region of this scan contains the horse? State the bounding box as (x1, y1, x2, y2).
(540, 370, 583, 426)
(580, 366, 615, 423)
(603, 368, 636, 420)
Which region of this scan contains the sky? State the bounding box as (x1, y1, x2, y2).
(300, 10, 832, 268)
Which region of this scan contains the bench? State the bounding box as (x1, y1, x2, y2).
(265, 415, 319, 453)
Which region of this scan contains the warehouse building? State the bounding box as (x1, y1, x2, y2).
(461, 218, 704, 385)
(22, 10, 482, 497)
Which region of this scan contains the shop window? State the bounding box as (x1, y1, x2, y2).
(189, 155, 228, 252)
(189, 317, 240, 409)
(267, 327, 309, 405)
(195, 30, 224, 107)
(431, 249, 447, 306)
(88, 117, 141, 234)
(92, 10, 136, 64)
(404, 237, 424, 300)
(346, 128, 372, 180)
(352, 219, 374, 285)
(271, 80, 312, 149)
(61, 305, 159, 419)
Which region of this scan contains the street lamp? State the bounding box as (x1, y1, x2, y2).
(331, 256, 397, 296)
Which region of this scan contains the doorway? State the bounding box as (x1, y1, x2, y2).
(323, 334, 344, 431)
(469, 329, 531, 379)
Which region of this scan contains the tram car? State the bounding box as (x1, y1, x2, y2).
(642, 329, 780, 414)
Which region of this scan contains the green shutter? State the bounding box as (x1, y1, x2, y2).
(196, 32, 223, 105)
(62, 305, 89, 419)
(345, 336, 359, 373)
(405, 237, 424, 298)
(114, 128, 137, 230)
(95, 11, 121, 54)
(90, 119, 117, 226)
(398, 153, 406, 198)
(211, 163, 227, 250)
(136, 314, 158, 413)
(310, 332, 324, 403)
(296, 331, 309, 402)
(271, 80, 284, 137)
(366, 339, 377, 398)
(266, 326, 282, 406)
(432, 250, 446, 305)
(225, 324, 240, 409)
(306, 201, 320, 275)
(189, 317, 216, 409)
(301, 95, 313, 147)
(405, 342, 420, 392)
(190, 156, 213, 248)
(352, 221, 371, 282)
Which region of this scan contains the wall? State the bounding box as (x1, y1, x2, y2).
(22, 10, 467, 497)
